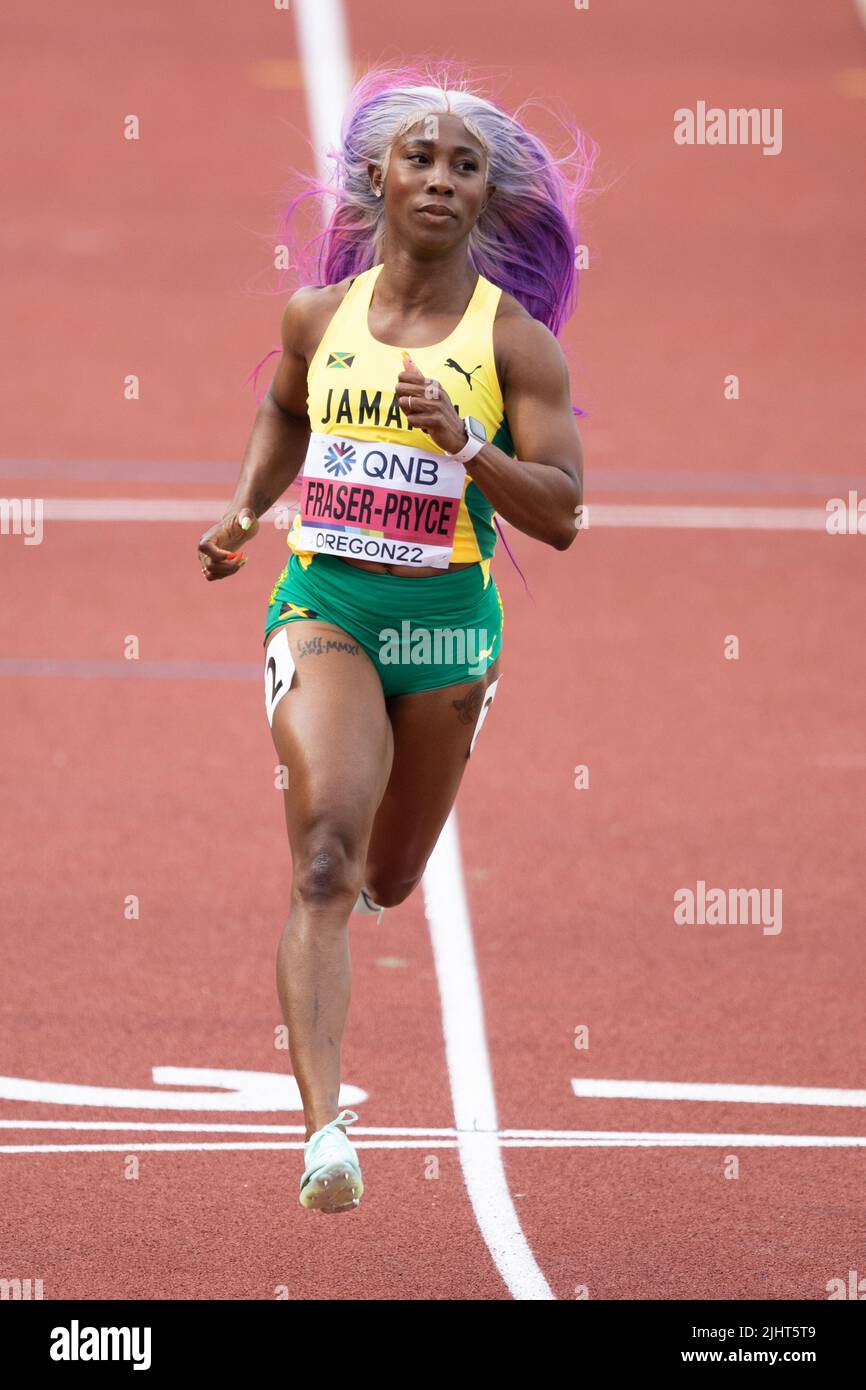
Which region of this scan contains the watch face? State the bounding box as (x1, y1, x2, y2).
(465, 416, 487, 442)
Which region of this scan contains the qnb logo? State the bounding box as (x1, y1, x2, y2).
(50, 1322, 152, 1371)
(323, 441, 356, 477)
(0, 1276, 44, 1300)
(362, 452, 440, 485)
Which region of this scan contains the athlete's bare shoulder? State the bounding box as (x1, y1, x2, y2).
(279, 276, 357, 366)
(492, 289, 566, 391)
(493, 288, 534, 327)
(493, 288, 557, 344)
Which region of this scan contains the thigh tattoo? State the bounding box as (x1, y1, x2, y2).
(452, 682, 485, 727)
(454, 677, 501, 756)
(296, 635, 361, 659)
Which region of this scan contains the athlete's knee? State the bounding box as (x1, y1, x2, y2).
(293, 820, 364, 907)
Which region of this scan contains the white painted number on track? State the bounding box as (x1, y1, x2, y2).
(0, 1066, 366, 1111)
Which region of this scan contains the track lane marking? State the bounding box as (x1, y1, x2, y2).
(0, 658, 261, 680)
(4, 459, 860, 494)
(423, 810, 555, 1301)
(19, 498, 838, 529)
(571, 1078, 866, 1107)
(292, 0, 353, 192)
(4, 1132, 866, 1154)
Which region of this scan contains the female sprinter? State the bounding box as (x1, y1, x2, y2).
(197, 68, 591, 1213)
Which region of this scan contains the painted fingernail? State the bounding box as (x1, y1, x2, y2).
(238, 558, 247, 567)
(226, 551, 239, 560)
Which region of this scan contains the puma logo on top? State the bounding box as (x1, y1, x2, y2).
(444, 358, 482, 390)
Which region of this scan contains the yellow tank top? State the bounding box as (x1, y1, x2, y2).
(287, 262, 514, 583)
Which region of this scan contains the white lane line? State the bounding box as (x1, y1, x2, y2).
(422, 810, 554, 1301)
(29, 499, 835, 530)
(1, 1119, 865, 1147)
(2, 1117, 865, 1141)
(0, 1119, 456, 1134)
(36, 499, 276, 522)
(585, 504, 829, 530)
(3, 1132, 866, 1155)
(292, 0, 354, 194)
(571, 1078, 866, 1107)
(500, 1135, 866, 1147)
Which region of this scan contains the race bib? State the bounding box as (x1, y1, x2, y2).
(264, 626, 295, 727)
(294, 432, 466, 568)
(469, 677, 499, 756)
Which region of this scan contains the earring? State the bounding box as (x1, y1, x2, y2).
(373, 186, 382, 198)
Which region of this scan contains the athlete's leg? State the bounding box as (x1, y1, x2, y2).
(267, 620, 394, 1140)
(363, 655, 501, 907)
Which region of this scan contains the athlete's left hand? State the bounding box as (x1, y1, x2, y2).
(197, 506, 259, 581)
(395, 352, 466, 456)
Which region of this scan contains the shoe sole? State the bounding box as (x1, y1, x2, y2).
(299, 1161, 364, 1214)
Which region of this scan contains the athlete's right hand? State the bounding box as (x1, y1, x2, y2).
(197, 506, 259, 581)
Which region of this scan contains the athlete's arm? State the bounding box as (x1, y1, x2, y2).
(396, 314, 583, 551)
(474, 315, 583, 550)
(230, 289, 316, 518)
(198, 290, 316, 580)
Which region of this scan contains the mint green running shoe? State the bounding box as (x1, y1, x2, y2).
(299, 1109, 363, 1214)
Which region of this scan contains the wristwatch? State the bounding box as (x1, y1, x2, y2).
(451, 415, 487, 466)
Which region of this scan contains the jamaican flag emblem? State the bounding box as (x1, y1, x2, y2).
(326, 350, 355, 368)
(279, 601, 319, 620)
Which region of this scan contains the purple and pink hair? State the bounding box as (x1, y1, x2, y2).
(273, 61, 597, 341)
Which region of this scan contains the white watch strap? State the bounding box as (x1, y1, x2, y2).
(452, 432, 486, 466)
